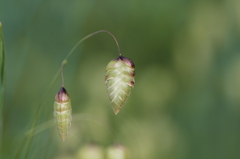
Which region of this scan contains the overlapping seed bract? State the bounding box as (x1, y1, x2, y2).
(53, 87, 72, 141)
(105, 56, 135, 115)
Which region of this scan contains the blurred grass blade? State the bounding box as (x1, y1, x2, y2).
(26, 120, 54, 137)
(14, 68, 62, 159)
(0, 22, 6, 118)
(0, 22, 6, 155)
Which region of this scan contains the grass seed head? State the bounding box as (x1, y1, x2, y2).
(53, 87, 72, 141)
(105, 56, 135, 115)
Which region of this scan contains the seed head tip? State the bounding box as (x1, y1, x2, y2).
(55, 87, 70, 103)
(114, 110, 120, 115)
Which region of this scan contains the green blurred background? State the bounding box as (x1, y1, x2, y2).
(1, 0, 240, 158)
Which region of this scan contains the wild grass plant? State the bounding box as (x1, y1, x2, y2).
(10, 30, 135, 159)
(2, 1, 240, 159)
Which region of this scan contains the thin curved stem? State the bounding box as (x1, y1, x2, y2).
(64, 30, 121, 61)
(60, 60, 67, 87)
(61, 67, 64, 87)
(15, 68, 62, 159)
(60, 30, 122, 87)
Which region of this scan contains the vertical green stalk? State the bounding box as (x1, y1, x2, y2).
(0, 22, 5, 118)
(14, 68, 62, 159)
(0, 22, 6, 156)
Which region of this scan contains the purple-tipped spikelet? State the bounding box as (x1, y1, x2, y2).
(53, 87, 72, 141)
(105, 56, 135, 115)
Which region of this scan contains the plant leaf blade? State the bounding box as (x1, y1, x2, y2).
(0, 22, 6, 116)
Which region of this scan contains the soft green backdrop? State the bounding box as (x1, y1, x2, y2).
(1, 0, 240, 158)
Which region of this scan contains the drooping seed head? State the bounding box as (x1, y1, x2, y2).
(105, 56, 135, 115)
(53, 87, 72, 141)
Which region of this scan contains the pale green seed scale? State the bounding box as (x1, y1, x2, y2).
(53, 87, 72, 141)
(105, 56, 135, 115)
(53, 101, 72, 141)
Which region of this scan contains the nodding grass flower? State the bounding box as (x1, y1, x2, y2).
(53, 87, 72, 141)
(105, 56, 135, 115)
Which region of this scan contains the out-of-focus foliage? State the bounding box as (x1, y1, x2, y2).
(0, 21, 6, 156)
(1, 0, 240, 158)
(76, 144, 104, 159)
(0, 22, 6, 115)
(106, 144, 130, 159)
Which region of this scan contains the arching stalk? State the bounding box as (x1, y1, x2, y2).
(16, 29, 134, 158)
(63, 30, 122, 62)
(53, 30, 123, 140)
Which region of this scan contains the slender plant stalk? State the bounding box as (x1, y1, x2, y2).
(59, 30, 121, 89)
(64, 30, 121, 61)
(14, 67, 62, 159)
(0, 22, 6, 157)
(0, 22, 5, 119)
(61, 60, 67, 87)
(26, 113, 116, 141)
(16, 30, 121, 158)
